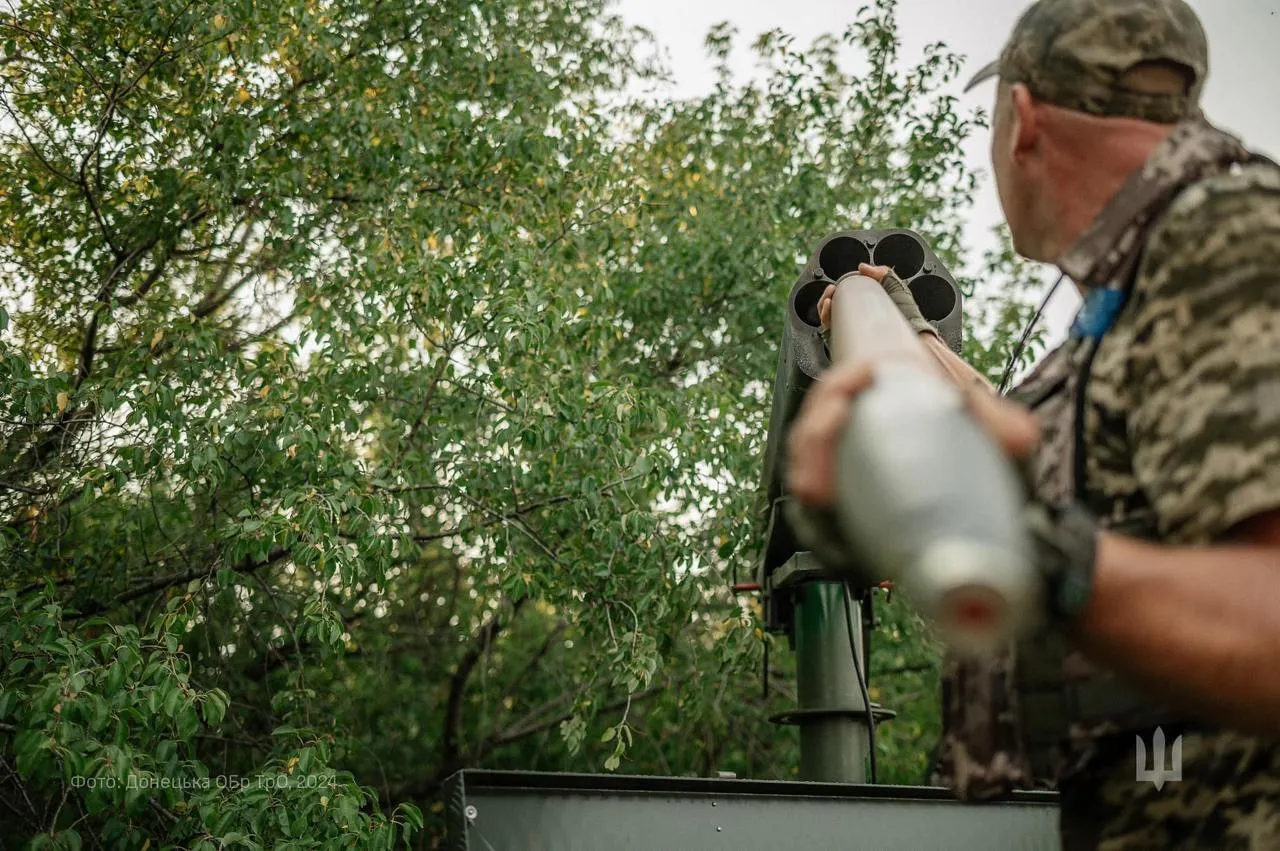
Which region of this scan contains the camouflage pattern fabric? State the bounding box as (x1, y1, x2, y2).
(933, 118, 1280, 848)
(1058, 728, 1280, 851)
(964, 0, 1208, 124)
(1120, 164, 1280, 543)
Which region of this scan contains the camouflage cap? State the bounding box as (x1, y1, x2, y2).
(964, 0, 1208, 124)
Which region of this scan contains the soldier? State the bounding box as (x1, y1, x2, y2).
(785, 0, 1280, 848)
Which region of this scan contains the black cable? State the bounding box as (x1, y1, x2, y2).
(923, 743, 941, 786)
(842, 582, 877, 784)
(997, 272, 1066, 396)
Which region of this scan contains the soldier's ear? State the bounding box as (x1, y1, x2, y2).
(1009, 83, 1040, 158)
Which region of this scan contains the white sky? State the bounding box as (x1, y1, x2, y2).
(614, 0, 1280, 343)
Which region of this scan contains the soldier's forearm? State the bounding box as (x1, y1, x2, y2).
(1073, 531, 1280, 736)
(919, 331, 996, 394)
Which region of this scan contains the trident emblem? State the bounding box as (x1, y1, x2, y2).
(1135, 726, 1182, 789)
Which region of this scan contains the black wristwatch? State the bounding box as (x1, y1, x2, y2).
(1023, 501, 1100, 629)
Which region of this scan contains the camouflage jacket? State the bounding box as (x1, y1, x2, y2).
(932, 116, 1280, 828)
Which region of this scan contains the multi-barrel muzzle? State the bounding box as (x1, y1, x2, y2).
(809, 230, 964, 353)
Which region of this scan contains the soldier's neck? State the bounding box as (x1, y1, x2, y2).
(1042, 120, 1178, 271)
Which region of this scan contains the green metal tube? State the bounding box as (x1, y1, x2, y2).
(794, 578, 868, 783)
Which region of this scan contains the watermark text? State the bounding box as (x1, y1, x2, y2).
(71, 772, 337, 792)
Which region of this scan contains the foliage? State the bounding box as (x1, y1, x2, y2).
(963, 228, 1056, 387)
(0, 0, 1043, 847)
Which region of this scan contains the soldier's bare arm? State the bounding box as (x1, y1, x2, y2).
(1077, 528, 1280, 736)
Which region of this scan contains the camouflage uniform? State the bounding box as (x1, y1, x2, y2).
(792, 0, 1280, 847)
(931, 1, 1280, 848)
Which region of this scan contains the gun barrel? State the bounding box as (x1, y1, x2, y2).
(829, 275, 1038, 654)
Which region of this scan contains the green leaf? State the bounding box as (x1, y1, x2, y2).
(105, 662, 125, 696)
(90, 695, 109, 733)
(399, 803, 424, 831)
(202, 691, 226, 726)
(176, 707, 201, 740)
(162, 683, 183, 718)
(337, 797, 358, 827)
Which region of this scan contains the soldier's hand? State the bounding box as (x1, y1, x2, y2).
(818, 262, 938, 339)
(787, 363, 876, 509)
(818, 283, 837, 332)
(786, 362, 1040, 509)
(818, 264, 894, 331)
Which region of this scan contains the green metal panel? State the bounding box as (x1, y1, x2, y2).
(446, 770, 1060, 851)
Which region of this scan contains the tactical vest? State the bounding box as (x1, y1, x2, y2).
(934, 117, 1280, 796)
(1010, 340, 1181, 781)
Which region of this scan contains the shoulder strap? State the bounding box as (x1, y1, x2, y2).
(1068, 144, 1262, 501)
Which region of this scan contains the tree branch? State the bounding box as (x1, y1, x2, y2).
(65, 547, 291, 621)
(876, 661, 939, 677)
(406, 471, 649, 544)
(440, 598, 528, 768)
(242, 608, 369, 682)
(114, 243, 174, 307)
(0, 480, 47, 496)
(384, 679, 679, 806)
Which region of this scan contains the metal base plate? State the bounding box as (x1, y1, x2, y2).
(446, 770, 1060, 851)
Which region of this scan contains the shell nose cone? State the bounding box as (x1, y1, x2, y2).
(909, 538, 1040, 656)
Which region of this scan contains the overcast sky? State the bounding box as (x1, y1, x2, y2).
(613, 0, 1280, 342)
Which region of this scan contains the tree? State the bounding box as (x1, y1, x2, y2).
(0, 0, 1046, 847)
